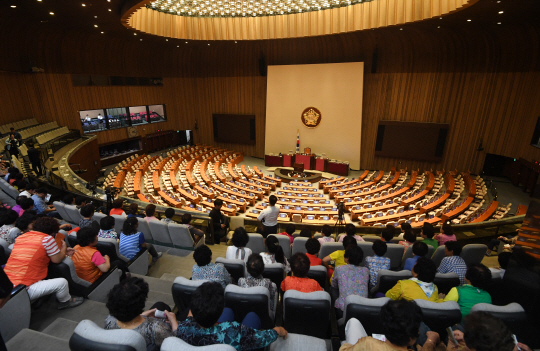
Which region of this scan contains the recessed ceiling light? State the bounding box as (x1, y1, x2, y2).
(82, 3, 86, 6)
(439, 17, 442, 19)
(467, 19, 471, 21)
(94, 15, 98, 18)
(185, 41, 188, 43)
(177, 45, 179, 47)
(497, 1, 501, 2)
(134, 33, 137, 35)
(399, 28, 403, 30)
(49, 11, 54, 15)
(437, 26, 440, 28)
(10, 5, 16, 8)
(108, 9, 111, 11)
(208, 43, 210, 45)
(498, 10, 504, 14)
(235, 41, 237, 43)
(166, 39, 168, 41)
(140, 39, 143, 41)
(497, 22, 501, 24)
(95, 24, 99, 27)
(101, 31, 104, 33)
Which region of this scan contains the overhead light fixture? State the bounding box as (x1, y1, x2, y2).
(140, 39, 143, 41)
(108, 9, 112, 11)
(185, 41, 188, 43)
(94, 24, 98, 27)
(94, 15, 98, 18)
(437, 26, 440, 28)
(234, 41, 237, 43)
(399, 28, 403, 30)
(497, 22, 501, 24)
(177, 45, 179, 47)
(49, 11, 54, 15)
(498, 10, 504, 14)
(10, 5, 16, 8)
(467, 19, 471, 21)
(166, 39, 168, 41)
(208, 43, 210, 45)
(101, 31, 104, 33)
(134, 33, 137, 35)
(82, 3, 86, 6)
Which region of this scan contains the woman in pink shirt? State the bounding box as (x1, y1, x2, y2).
(318, 225, 335, 244)
(278, 224, 295, 244)
(144, 204, 158, 223)
(435, 222, 457, 246)
(338, 224, 364, 243)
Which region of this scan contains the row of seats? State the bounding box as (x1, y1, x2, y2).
(0, 118, 38, 134)
(36, 126, 70, 145)
(19, 121, 58, 140)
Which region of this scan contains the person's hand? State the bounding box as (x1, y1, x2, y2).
(141, 308, 157, 317)
(60, 224, 72, 230)
(165, 310, 179, 330)
(104, 254, 110, 262)
(273, 326, 288, 339)
(66, 247, 75, 257)
(515, 343, 532, 351)
(425, 331, 440, 345)
(453, 330, 464, 343)
(438, 293, 446, 300)
(221, 224, 226, 228)
(61, 240, 67, 251)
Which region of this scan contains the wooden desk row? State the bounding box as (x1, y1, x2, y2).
(470, 201, 499, 223)
(401, 172, 435, 206)
(211, 183, 256, 205)
(350, 202, 400, 221)
(333, 171, 401, 201)
(238, 178, 273, 192)
(253, 166, 264, 178)
(419, 193, 451, 214)
(319, 176, 345, 189)
(361, 209, 419, 226)
(226, 181, 264, 199)
(440, 196, 474, 222)
(240, 165, 252, 179)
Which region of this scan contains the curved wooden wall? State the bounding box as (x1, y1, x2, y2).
(0, 1, 539, 173)
(125, 0, 476, 40)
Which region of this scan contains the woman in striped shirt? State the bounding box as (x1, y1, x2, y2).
(119, 217, 161, 261)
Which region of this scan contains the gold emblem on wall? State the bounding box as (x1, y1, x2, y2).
(301, 107, 322, 128)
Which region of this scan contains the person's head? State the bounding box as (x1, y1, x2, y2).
(100, 215, 115, 231)
(321, 224, 332, 237)
(381, 300, 423, 347)
(112, 199, 123, 209)
(20, 197, 35, 211)
(213, 198, 223, 209)
(345, 223, 356, 237)
(290, 252, 310, 278)
(463, 312, 515, 351)
(269, 195, 277, 206)
(181, 213, 192, 224)
(0, 209, 19, 226)
(25, 182, 36, 194)
(145, 204, 156, 217)
(75, 196, 87, 207)
(193, 245, 212, 267)
(299, 228, 312, 238)
(106, 277, 149, 323)
(444, 241, 462, 256)
(122, 217, 139, 235)
(497, 251, 511, 270)
(27, 142, 34, 148)
(190, 282, 225, 328)
(412, 257, 437, 283)
(265, 235, 285, 264)
(411, 241, 428, 257)
(10, 127, 15, 132)
(231, 227, 249, 248)
(15, 211, 37, 232)
(441, 222, 453, 236)
(9, 134, 14, 140)
(128, 203, 139, 215)
(14, 173, 23, 181)
(305, 238, 321, 255)
(465, 264, 492, 290)
(15, 180, 26, 190)
(77, 226, 99, 247)
(15, 196, 25, 206)
(285, 224, 295, 235)
(35, 187, 47, 199)
(32, 217, 60, 235)
(403, 227, 416, 244)
(246, 253, 265, 278)
(372, 239, 388, 257)
(342, 235, 356, 250)
(381, 227, 395, 242)
(164, 208, 175, 219)
(344, 245, 363, 266)
(62, 194, 74, 205)
(7, 167, 19, 175)
(421, 222, 435, 239)
(80, 204, 95, 218)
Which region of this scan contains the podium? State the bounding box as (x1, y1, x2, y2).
(315, 157, 328, 172)
(293, 162, 305, 173)
(283, 154, 293, 167)
(295, 154, 315, 170)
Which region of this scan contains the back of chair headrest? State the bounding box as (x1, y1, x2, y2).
(414, 299, 460, 311)
(470, 302, 525, 315)
(70, 320, 146, 351)
(173, 276, 209, 287)
(161, 337, 236, 350)
(309, 266, 327, 273)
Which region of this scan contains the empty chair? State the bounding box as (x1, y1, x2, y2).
(337, 295, 391, 337)
(268, 234, 291, 259)
(291, 237, 308, 255)
(246, 233, 265, 254)
(0, 285, 31, 343)
(224, 284, 276, 329)
(268, 333, 327, 351)
(460, 244, 488, 266)
(53, 201, 73, 224)
(414, 300, 462, 335)
(307, 265, 327, 290)
(168, 223, 204, 249)
(215, 258, 245, 283)
(469, 302, 526, 332)
(65, 204, 83, 224)
(384, 244, 406, 270)
(161, 337, 236, 350)
(148, 220, 172, 245)
(319, 242, 344, 259)
(227, 216, 245, 239)
(369, 269, 412, 297)
(283, 290, 331, 339)
(433, 272, 460, 295)
(69, 319, 146, 351)
(136, 218, 153, 243)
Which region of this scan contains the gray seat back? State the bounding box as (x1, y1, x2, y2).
(339, 295, 391, 336)
(216, 257, 246, 283)
(93, 212, 107, 224)
(172, 277, 208, 313)
(400, 244, 435, 269)
(136, 217, 153, 243)
(414, 300, 462, 334)
(268, 234, 291, 259)
(370, 269, 412, 296)
(161, 337, 236, 350)
(69, 319, 146, 351)
(53, 201, 72, 224)
(224, 285, 274, 329)
(431, 246, 446, 267)
(148, 220, 172, 245)
(291, 237, 308, 255)
(269, 333, 327, 351)
(111, 215, 126, 236)
(357, 242, 374, 264)
(385, 244, 405, 270)
(168, 223, 195, 248)
(246, 233, 265, 254)
(65, 205, 83, 224)
(433, 272, 460, 295)
(307, 265, 327, 290)
(470, 303, 527, 323)
(361, 235, 381, 243)
(283, 290, 331, 338)
(460, 244, 488, 266)
(0, 285, 31, 342)
(319, 242, 343, 259)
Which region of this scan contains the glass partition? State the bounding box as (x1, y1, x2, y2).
(79, 104, 167, 133)
(128, 106, 149, 125)
(80, 109, 107, 134)
(148, 104, 167, 123)
(106, 107, 129, 130)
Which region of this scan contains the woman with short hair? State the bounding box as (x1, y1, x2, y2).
(119, 217, 161, 261)
(192, 245, 230, 288)
(238, 253, 277, 310)
(225, 227, 252, 263)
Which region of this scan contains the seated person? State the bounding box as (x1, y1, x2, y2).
(4, 217, 84, 309)
(434, 222, 456, 246)
(226, 227, 252, 263)
(305, 238, 322, 266)
(442, 264, 492, 319)
(386, 257, 441, 302)
(79, 204, 99, 229)
(75, 196, 87, 209)
(105, 277, 177, 351)
(365, 240, 391, 289)
(317, 224, 334, 244)
(72, 227, 110, 283)
(323, 236, 357, 280)
(161, 208, 176, 224)
(11, 196, 25, 216)
(332, 246, 369, 319)
(420, 222, 438, 249)
(119, 217, 161, 261)
(62, 194, 74, 205)
(9, 173, 23, 186)
(144, 204, 158, 222)
(238, 253, 277, 311)
(437, 241, 467, 285)
(192, 245, 231, 288)
(0, 209, 18, 244)
(403, 241, 429, 271)
(19, 197, 35, 215)
(398, 223, 416, 252)
(340, 300, 442, 351)
(180, 213, 204, 244)
(279, 223, 295, 244)
(338, 223, 364, 242)
(299, 228, 312, 238)
(486, 232, 518, 256)
(380, 226, 395, 243)
(489, 251, 511, 278)
(8, 210, 37, 243)
(260, 235, 290, 273)
(176, 281, 288, 350)
(127, 203, 144, 218)
(31, 187, 59, 217)
(99, 215, 118, 240)
(109, 199, 125, 216)
(281, 253, 323, 293)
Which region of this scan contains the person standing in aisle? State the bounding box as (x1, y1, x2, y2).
(257, 195, 280, 238)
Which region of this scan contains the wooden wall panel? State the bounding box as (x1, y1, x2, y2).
(68, 137, 102, 181)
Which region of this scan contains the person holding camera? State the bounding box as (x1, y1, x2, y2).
(257, 195, 280, 238)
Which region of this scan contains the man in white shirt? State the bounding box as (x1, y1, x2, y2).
(20, 182, 37, 198)
(257, 195, 280, 238)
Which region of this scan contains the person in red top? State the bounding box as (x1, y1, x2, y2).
(281, 253, 323, 293)
(305, 238, 322, 266)
(71, 227, 111, 283)
(4, 217, 85, 309)
(278, 224, 295, 244)
(109, 199, 125, 216)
